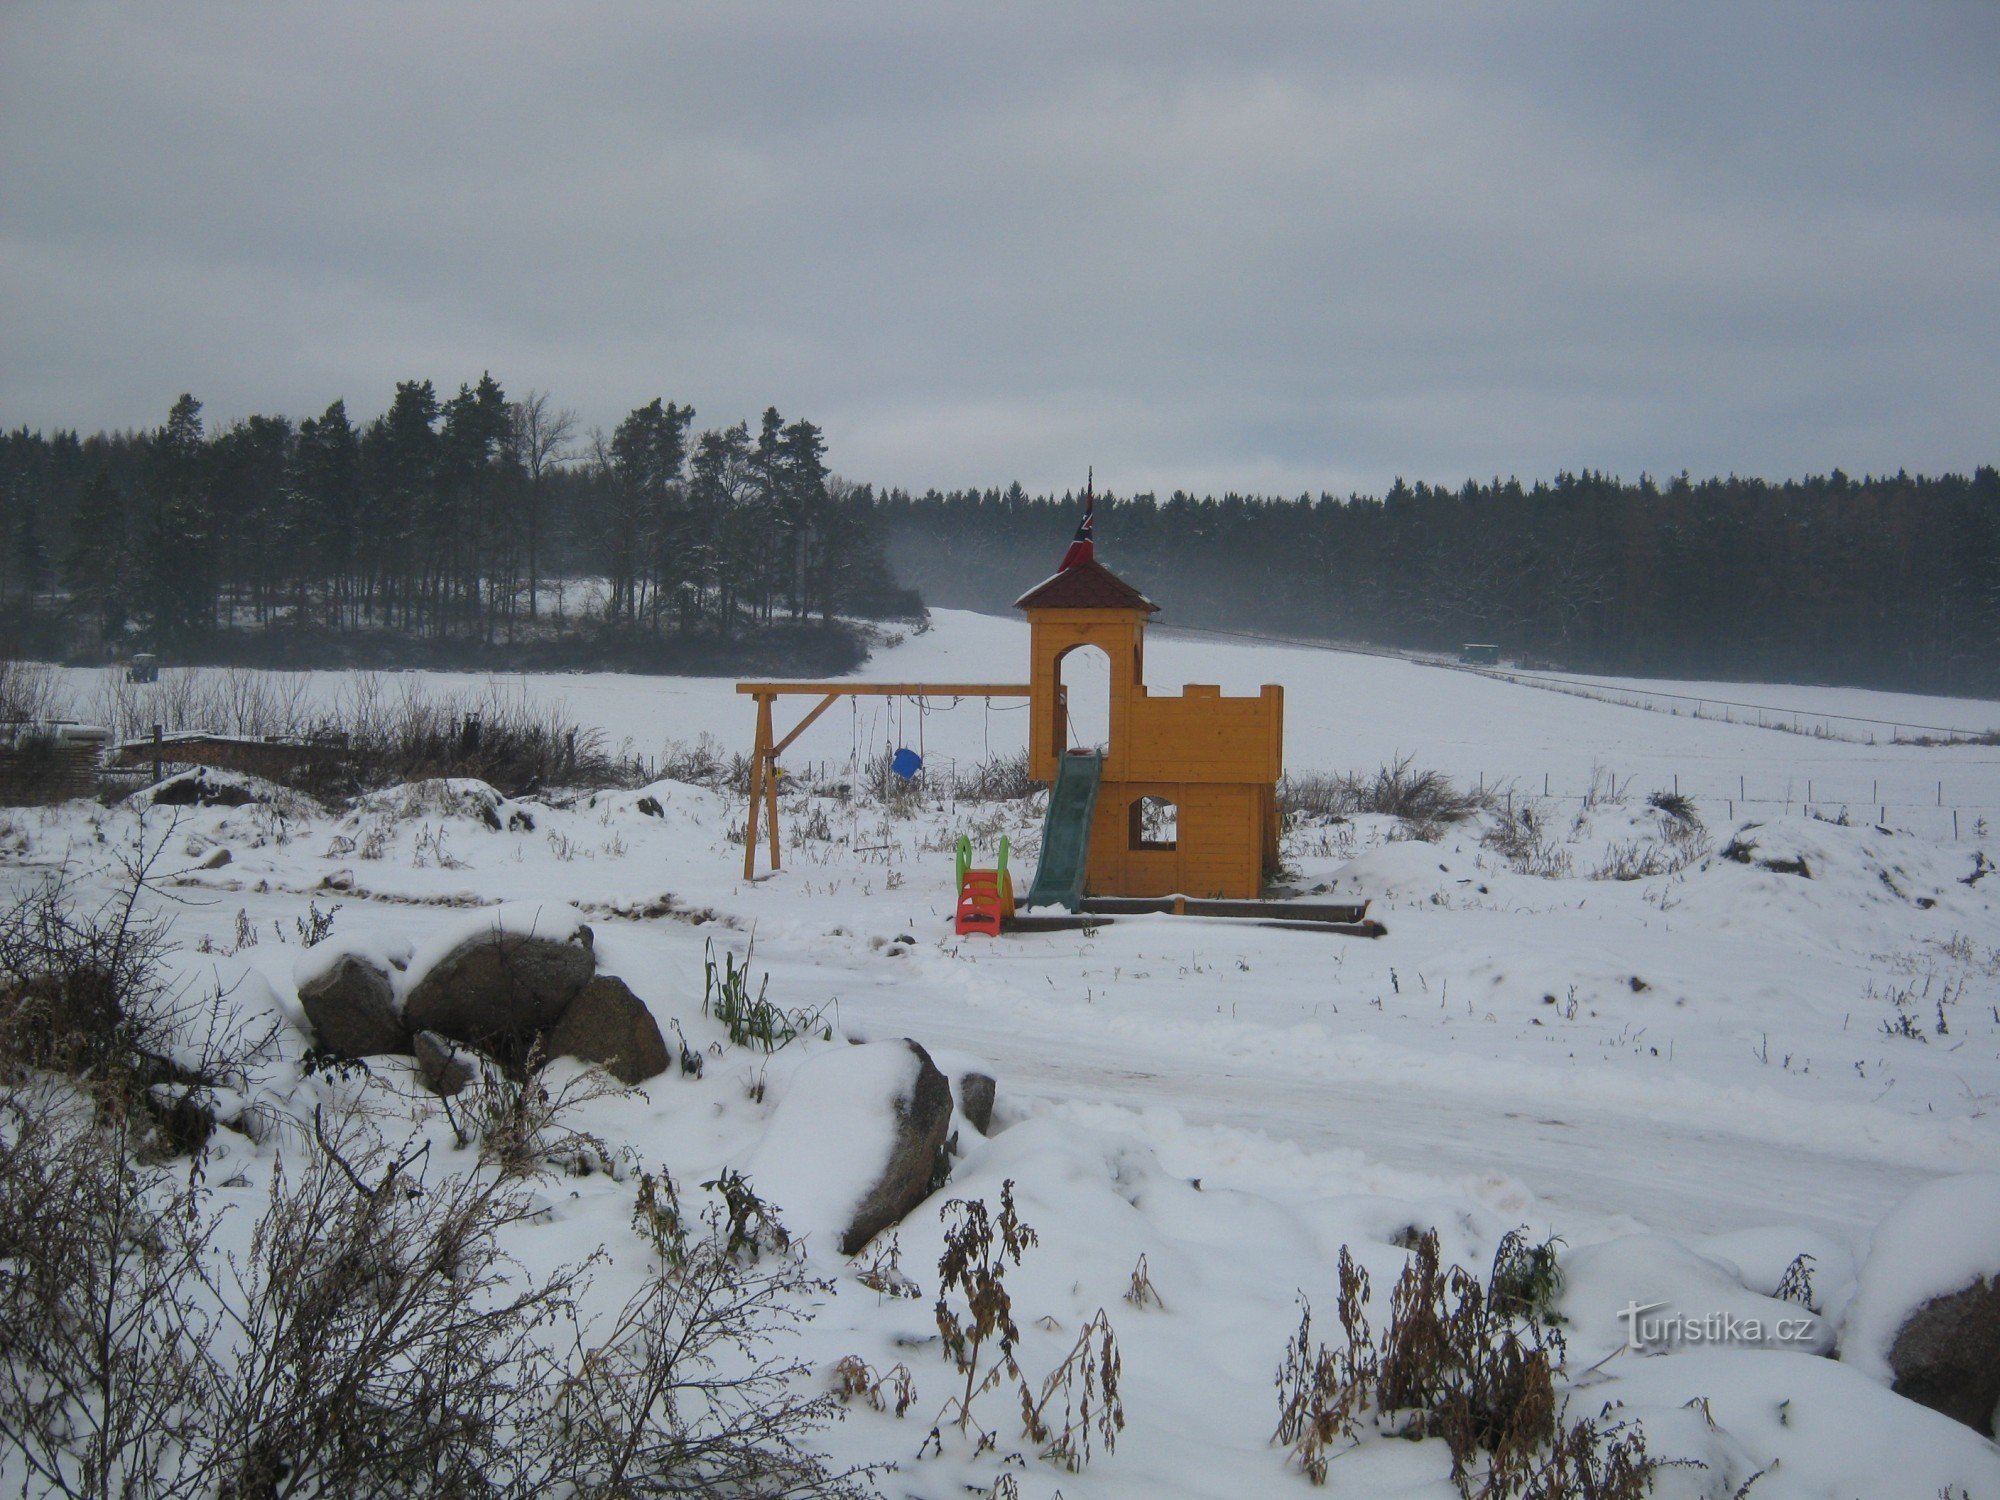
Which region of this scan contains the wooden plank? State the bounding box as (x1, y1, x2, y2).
(1002, 912, 1385, 938)
(737, 681, 1031, 696)
(1080, 896, 1373, 923)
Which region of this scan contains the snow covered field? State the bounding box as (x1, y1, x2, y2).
(9, 612, 2000, 1497)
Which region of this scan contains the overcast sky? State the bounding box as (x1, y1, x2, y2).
(3, 3, 1994, 497)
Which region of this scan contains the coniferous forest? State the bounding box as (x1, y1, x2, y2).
(880, 470, 2000, 696)
(2, 382, 1996, 693)
(0, 381, 917, 675)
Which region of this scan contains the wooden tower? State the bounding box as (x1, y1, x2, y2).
(1016, 560, 1283, 900)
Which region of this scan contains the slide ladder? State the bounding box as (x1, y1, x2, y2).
(954, 834, 1014, 937)
(1022, 750, 1103, 912)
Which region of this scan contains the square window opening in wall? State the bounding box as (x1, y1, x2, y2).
(1129, 795, 1178, 851)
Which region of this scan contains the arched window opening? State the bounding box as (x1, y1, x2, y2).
(1056, 644, 1111, 755)
(1129, 795, 1178, 851)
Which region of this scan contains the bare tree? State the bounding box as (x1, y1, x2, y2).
(507, 391, 577, 622)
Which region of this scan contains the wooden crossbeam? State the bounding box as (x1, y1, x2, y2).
(737, 682, 1031, 697)
(736, 680, 1031, 880)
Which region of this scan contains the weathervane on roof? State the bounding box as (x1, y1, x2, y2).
(1058, 467, 1095, 571)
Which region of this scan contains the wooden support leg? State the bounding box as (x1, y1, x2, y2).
(765, 759, 781, 872)
(743, 695, 773, 879)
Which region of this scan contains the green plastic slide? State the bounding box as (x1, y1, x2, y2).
(1022, 751, 1103, 912)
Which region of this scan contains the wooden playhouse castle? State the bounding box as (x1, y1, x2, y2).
(1015, 558, 1282, 901)
(737, 522, 1295, 911)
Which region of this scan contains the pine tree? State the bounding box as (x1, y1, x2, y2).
(64, 470, 129, 642)
(141, 394, 212, 640)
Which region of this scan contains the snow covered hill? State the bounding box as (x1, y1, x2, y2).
(7, 614, 2000, 1497)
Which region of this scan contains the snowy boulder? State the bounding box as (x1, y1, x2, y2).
(957, 1072, 997, 1136)
(146, 767, 262, 808)
(401, 904, 594, 1054)
(1558, 1234, 1834, 1364)
(746, 1038, 952, 1256)
(920, 1044, 1001, 1139)
(412, 1030, 481, 1098)
(294, 943, 405, 1058)
(544, 974, 669, 1085)
(1843, 1174, 2000, 1435)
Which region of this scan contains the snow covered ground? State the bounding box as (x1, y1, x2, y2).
(10, 612, 2000, 1497)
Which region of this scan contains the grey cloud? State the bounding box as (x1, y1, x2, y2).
(2, 2, 1993, 495)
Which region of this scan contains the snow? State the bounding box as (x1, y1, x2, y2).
(402, 900, 589, 990)
(745, 1039, 928, 1251)
(1599, 1348, 2000, 1500)
(290, 931, 411, 995)
(1557, 1234, 1832, 1363)
(7, 610, 2000, 1497)
(1842, 1173, 2000, 1382)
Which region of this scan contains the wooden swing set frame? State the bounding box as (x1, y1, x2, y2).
(735, 681, 1031, 879)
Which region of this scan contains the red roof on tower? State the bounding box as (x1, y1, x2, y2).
(1012, 558, 1159, 613)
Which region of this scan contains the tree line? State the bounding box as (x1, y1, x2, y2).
(0, 379, 915, 670)
(6, 385, 1995, 692)
(873, 468, 2000, 695)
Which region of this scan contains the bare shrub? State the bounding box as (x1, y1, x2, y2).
(1358, 758, 1491, 825)
(855, 1233, 922, 1301)
(1279, 770, 1357, 825)
(951, 752, 1035, 803)
(0, 1075, 217, 1498)
(0, 657, 71, 724)
(833, 1354, 918, 1417)
(928, 1179, 1037, 1454)
(543, 1220, 872, 1497)
(1275, 1229, 1675, 1498)
(339, 688, 639, 795)
(89, 668, 644, 796)
(204, 1113, 585, 1499)
(1124, 1253, 1164, 1310)
(0, 834, 281, 1143)
(658, 732, 732, 788)
(0, 849, 866, 1500)
(1286, 758, 1492, 831)
(1482, 803, 1573, 879)
(1577, 767, 1630, 812)
(1645, 789, 1698, 827)
(1018, 1307, 1124, 1471)
(1590, 842, 1673, 882)
(438, 1045, 621, 1177)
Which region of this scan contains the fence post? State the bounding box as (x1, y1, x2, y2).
(151, 723, 162, 783)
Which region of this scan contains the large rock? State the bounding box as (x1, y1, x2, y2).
(745, 1038, 953, 1257)
(402, 908, 595, 1052)
(1886, 1279, 2000, 1435)
(545, 975, 669, 1084)
(1844, 1175, 2000, 1436)
(296, 951, 405, 1058)
(412, 1030, 479, 1098)
(958, 1072, 997, 1135)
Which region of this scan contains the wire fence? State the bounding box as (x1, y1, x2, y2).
(1459, 666, 2000, 747)
(1469, 769, 1996, 842)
